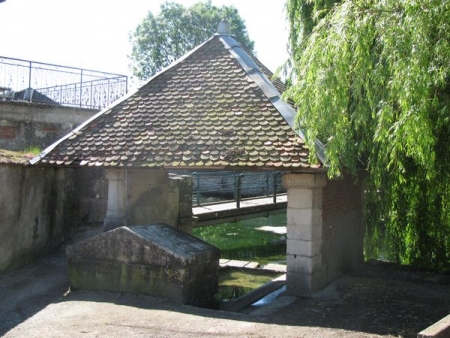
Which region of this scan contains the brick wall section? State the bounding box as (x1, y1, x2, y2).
(321, 175, 364, 283)
(0, 126, 18, 139)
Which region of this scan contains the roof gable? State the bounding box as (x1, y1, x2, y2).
(32, 33, 322, 171)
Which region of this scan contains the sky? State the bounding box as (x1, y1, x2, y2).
(0, 0, 290, 84)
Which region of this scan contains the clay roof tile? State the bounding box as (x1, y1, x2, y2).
(33, 32, 323, 172)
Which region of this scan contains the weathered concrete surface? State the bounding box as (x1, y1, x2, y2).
(0, 164, 77, 273)
(73, 167, 108, 226)
(1, 238, 450, 338)
(66, 225, 220, 307)
(128, 171, 195, 232)
(0, 158, 107, 274)
(0, 100, 98, 151)
(104, 170, 195, 233)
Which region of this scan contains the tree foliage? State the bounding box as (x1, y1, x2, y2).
(129, 0, 254, 80)
(287, 0, 341, 50)
(287, 0, 450, 270)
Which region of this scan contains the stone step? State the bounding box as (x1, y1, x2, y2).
(220, 274, 287, 312)
(219, 259, 260, 269)
(262, 263, 287, 273)
(219, 259, 287, 272)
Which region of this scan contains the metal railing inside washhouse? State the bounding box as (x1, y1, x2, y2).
(0, 56, 128, 109)
(192, 171, 285, 208)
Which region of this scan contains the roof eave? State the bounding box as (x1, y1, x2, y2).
(34, 162, 325, 174)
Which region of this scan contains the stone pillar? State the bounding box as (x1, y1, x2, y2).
(169, 174, 195, 234)
(283, 173, 327, 296)
(104, 169, 127, 231)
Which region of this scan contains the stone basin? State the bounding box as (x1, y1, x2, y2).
(66, 224, 220, 308)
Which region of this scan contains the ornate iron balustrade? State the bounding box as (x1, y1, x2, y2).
(0, 56, 128, 109)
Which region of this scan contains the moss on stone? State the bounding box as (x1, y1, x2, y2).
(0, 149, 35, 165)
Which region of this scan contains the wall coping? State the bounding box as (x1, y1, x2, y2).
(418, 314, 450, 338)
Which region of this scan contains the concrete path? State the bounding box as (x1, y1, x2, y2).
(1, 227, 450, 337)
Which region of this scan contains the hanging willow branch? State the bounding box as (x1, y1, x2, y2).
(286, 0, 450, 270)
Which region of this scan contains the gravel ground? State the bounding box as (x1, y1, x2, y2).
(1, 229, 449, 338)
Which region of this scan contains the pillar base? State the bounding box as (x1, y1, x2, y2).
(286, 271, 326, 297)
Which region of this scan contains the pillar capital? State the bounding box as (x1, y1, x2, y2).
(106, 168, 126, 181)
(282, 173, 327, 190)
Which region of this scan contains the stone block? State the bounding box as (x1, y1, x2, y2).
(287, 223, 322, 241)
(283, 173, 327, 189)
(287, 253, 322, 274)
(286, 270, 325, 297)
(287, 189, 313, 208)
(286, 238, 322, 257)
(263, 263, 286, 273)
(286, 208, 322, 227)
(66, 225, 220, 308)
(169, 174, 191, 188)
(179, 201, 193, 216)
(155, 171, 170, 184)
(287, 188, 323, 209)
(105, 168, 125, 181)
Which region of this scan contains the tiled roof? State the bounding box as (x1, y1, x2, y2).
(32, 31, 323, 172)
(0, 149, 33, 166)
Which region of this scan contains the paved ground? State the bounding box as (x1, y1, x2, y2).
(1, 228, 450, 338)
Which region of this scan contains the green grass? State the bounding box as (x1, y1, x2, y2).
(193, 214, 287, 301)
(193, 213, 287, 265)
(21, 146, 41, 156)
(219, 268, 280, 289)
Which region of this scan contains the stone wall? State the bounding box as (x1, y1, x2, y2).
(0, 161, 108, 274)
(73, 168, 108, 227)
(321, 175, 364, 283)
(0, 101, 98, 151)
(127, 170, 194, 233)
(0, 164, 78, 273)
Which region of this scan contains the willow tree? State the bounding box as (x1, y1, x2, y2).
(286, 0, 450, 270)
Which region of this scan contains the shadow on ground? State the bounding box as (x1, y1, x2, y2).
(1, 227, 449, 338)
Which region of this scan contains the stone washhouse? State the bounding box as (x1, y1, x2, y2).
(32, 21, 364, 298)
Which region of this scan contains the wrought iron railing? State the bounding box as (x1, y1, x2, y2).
(0, 56, 128, 109)
(191, 171, 285, 208)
